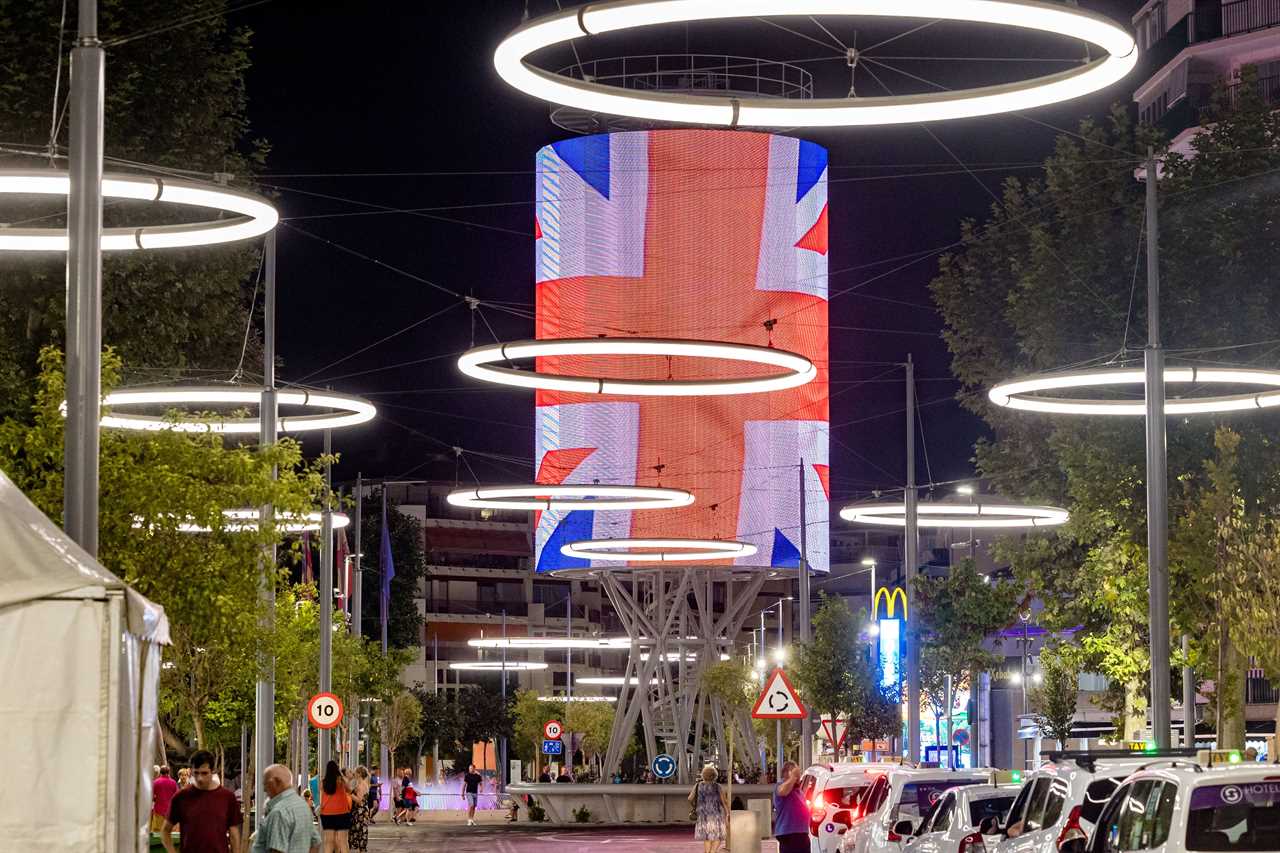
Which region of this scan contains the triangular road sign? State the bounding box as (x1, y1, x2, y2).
(820, 717, 848, 746)
(752, 668, 806, 719)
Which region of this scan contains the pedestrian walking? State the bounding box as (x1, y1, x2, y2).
(772, 762, 808, 853)
(348, 766, 372, 853)
(689, 764, 729, 853)
(152, 765, 178, 832)
(401, 778, 419, 824)
(318, 760, 353, 853)
(389, 773, 404, 824)
(161, 750, 242, 853)
(177, 767, 192, 789)
(252, 764, 321, 853)
(366, 770, 381, 824)
(461, 764, 483, 826)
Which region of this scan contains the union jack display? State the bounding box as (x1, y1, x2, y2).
(533, 130, 829, 572)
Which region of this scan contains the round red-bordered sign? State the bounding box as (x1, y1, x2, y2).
(544, 719, 563, 740)
(307, 692, 344, 729)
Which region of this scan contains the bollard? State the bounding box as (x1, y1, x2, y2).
(729, 810, 762, 853)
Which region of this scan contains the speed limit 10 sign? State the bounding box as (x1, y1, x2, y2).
(544, 719, 563, 740)
(307, 693, 344, 729)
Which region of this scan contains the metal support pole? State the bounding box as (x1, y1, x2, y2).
(433, 635, 440, 783)
(64, 0, 105, 555)
(906, 356, 921, 763)
(566, 583, 573, 776)
(348, 474, 362, 765)
(501, 609, 508, 791)
(776, 596, 784, 775)
(1145, 149, 1172, 750)
(255, 231, 278, 821)
(1182, 635, 1195, 748)
(945, 674, 954, 769)
(319, 430, 334, 770)
(798, 458, 813, 769)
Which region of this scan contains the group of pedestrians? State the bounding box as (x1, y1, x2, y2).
(683, 759, 825, 853)
(152, 751, 378, 853)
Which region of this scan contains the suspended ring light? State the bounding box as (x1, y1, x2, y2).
(840, 500, 1068, 529)
(81, 386, 376, 433)
(0, 170, 278, 251)
(468, 637, 634, 649)
(560, 537, 758, 562)
(448, 661, 549, 671)
(575, 676, 659, 685)
(538, 695, 618, 702)
(493, 0, 1137, 128)
(989, 366, 1280, 416)
(136, 510, 350, 534)
(447, 483, 694, 511)
(458, 338, 816, 396)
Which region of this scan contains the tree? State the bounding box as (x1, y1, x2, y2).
(930, 77, 1280, 741)
(458, 684, 514, 756)
(377, 692, 422, 765)
(1223, 504, 1280, 749)
(1029, 644, 1082, 749)
(702, 659, 756, 850)
(565, 701, 615, 773)
(0, 348, 324, 749)
(357, 490, 425, 648)
(512, 691, 566, 775)
(0, 1, 267, 419)
(411, 686, 464, 773)
(791, 594, 899, 760)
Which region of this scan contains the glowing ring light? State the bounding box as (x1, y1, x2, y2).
(468, 637, 634, 649)
(494, 1, 1137, 128)
(840, 501, 1068, 529)
(137, 510, 350, 534)
(560, 538, 758, 562)
(989, 367, 1280, 416)
(447, 483, 694, 511)
(448, 661, 549, 671)
(0, 170, 278, 251)
(458, 338, 816, 396)
(86, 386, 376, 433)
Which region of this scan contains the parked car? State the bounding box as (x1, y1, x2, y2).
(799, 762, 903, 853)
(1077, 760, 1280, 853)
(906, 782, 1022, 853)
(992, 752, 1196, 853)
(839, 767, 992, 853)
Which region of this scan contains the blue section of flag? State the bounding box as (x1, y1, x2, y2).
(770, 527, 801, 568)
(551, 135, 611, 200)
(537, 510, 594, 571)
(796, 140, 828, 202)
(379, 493, 396, 630)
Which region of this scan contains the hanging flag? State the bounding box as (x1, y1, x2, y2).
(302, 531, 314, 588)
(379, 489, 396, 646)
(335, 527, 350, 614)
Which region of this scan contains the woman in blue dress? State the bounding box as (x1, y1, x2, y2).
(689, 764, 730, 853)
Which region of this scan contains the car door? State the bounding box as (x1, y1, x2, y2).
(1087, 780, 1177, 853)
(1000, 778, 1051, 853)
(909, 792, 956, 853)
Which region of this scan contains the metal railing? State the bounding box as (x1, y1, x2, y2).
(1214, 73, 1280, 113)
(1247, 677, 1279, 705)
(1222, 0, 1280, 37)
(557, 54, 814, 101)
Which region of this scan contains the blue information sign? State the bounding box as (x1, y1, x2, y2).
(542, 739, 564, 755)
(651, 753, 677, 779)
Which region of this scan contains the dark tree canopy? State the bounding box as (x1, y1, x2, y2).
(358, 489, 425, 649)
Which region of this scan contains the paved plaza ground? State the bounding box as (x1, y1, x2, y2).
(366, 819, 783, 852)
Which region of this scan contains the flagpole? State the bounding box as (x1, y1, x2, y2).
(380, 484, 391, 789)
(349, 474, 362, 767)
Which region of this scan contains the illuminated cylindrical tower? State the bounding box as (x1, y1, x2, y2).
(532, 129, 830, 574)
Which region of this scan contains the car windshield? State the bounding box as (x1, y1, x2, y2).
(824, 785, 867, 808)
(1081, 778, 1121, 826)
(892, 781, 982, 822)
(1185, 782, 1280, 851)
(969, 796, 1017, 828)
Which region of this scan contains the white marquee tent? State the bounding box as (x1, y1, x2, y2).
(0, 469, 169, 853)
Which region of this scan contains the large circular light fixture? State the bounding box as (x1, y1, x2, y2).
(85, 386, 376, 433)
(560, 537, 759, 562)
(468, 637, 634, 650)
(449, 661, 549, 671)
(0, 170, 278, 251)
(841, 500, 1068, 529)
(494, 1, 1137, 128)
(447, 484, 694, 511)
(576, 676, 659, 686)
(138, 510, 350, 534)
(989, 367, 1280, 416)
(458, 338, 816, 396)
(538, 695, 618, 703)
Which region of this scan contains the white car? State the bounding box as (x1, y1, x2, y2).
(800, 763, 904, 853)
(839, 768, 992, 853)
(993, 752, 1191, 853)
(1080, 760, 1280, 853)
(907, 784, 1022, 853)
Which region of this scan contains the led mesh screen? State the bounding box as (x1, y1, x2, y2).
(533, 130, 829, 572)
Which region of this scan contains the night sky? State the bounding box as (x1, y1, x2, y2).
(237, 1, 1141, 506)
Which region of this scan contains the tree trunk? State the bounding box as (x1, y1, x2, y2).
(1218, 639, 1247, 750)
(194, 714, 206, 749)
(1124, 680, 1145, 743)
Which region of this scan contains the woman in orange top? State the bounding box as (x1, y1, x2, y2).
(318, 760, 353, 853)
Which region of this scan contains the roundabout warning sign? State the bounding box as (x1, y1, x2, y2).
(751, 669, 805, 720)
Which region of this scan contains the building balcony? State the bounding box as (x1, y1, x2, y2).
(1149, 72, 1280, 138)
